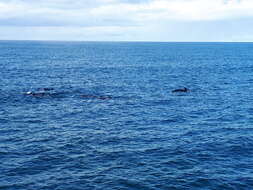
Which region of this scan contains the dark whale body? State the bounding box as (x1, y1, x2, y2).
(80, 95, 112, 100)
(25, 91, 47, 97)
(172, 87, 189, 93)
(38, 88, 54, 91)
(24, 87, 112, 100)
(24, 87, 56, 97)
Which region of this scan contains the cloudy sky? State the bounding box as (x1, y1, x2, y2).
(0, 0, 253, 41)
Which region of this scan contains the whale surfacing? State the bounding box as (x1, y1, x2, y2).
(38, 88, 54, 91)
(80, 95, 112, 100)
(25, 91, 47, 97)
(172, 87, 189, 93)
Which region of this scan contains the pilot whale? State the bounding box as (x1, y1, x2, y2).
(24, 87, 56, 97)
(172, 87, 189, 93)
(37, 88, 54, 91)
(25, 91, 47, 97)
(80, 95, 112, 100)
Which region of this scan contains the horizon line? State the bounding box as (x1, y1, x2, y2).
(0, 39, 253, 43)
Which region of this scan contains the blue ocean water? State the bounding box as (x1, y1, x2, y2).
(1, 41, 253, 190)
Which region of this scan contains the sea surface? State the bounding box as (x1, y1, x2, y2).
(1, 41, 253, 190)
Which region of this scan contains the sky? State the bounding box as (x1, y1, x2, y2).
(0, 0, 253, 41)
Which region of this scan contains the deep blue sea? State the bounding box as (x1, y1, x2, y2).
(1, 41, 253, 190)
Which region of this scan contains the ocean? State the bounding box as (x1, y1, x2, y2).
(1, 41, 253, 189)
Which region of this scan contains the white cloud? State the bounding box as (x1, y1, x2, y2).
(0, 0, 253, 27)
(0, 0, 253, 41)
(90, 0, 253, 22)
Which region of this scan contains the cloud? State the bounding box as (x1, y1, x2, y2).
(90, 0, 253, 22)
(1, 0, 253, 27)
(0, 0, 253, 41)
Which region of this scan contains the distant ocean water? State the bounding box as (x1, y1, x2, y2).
(1, 41, 253, 190)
